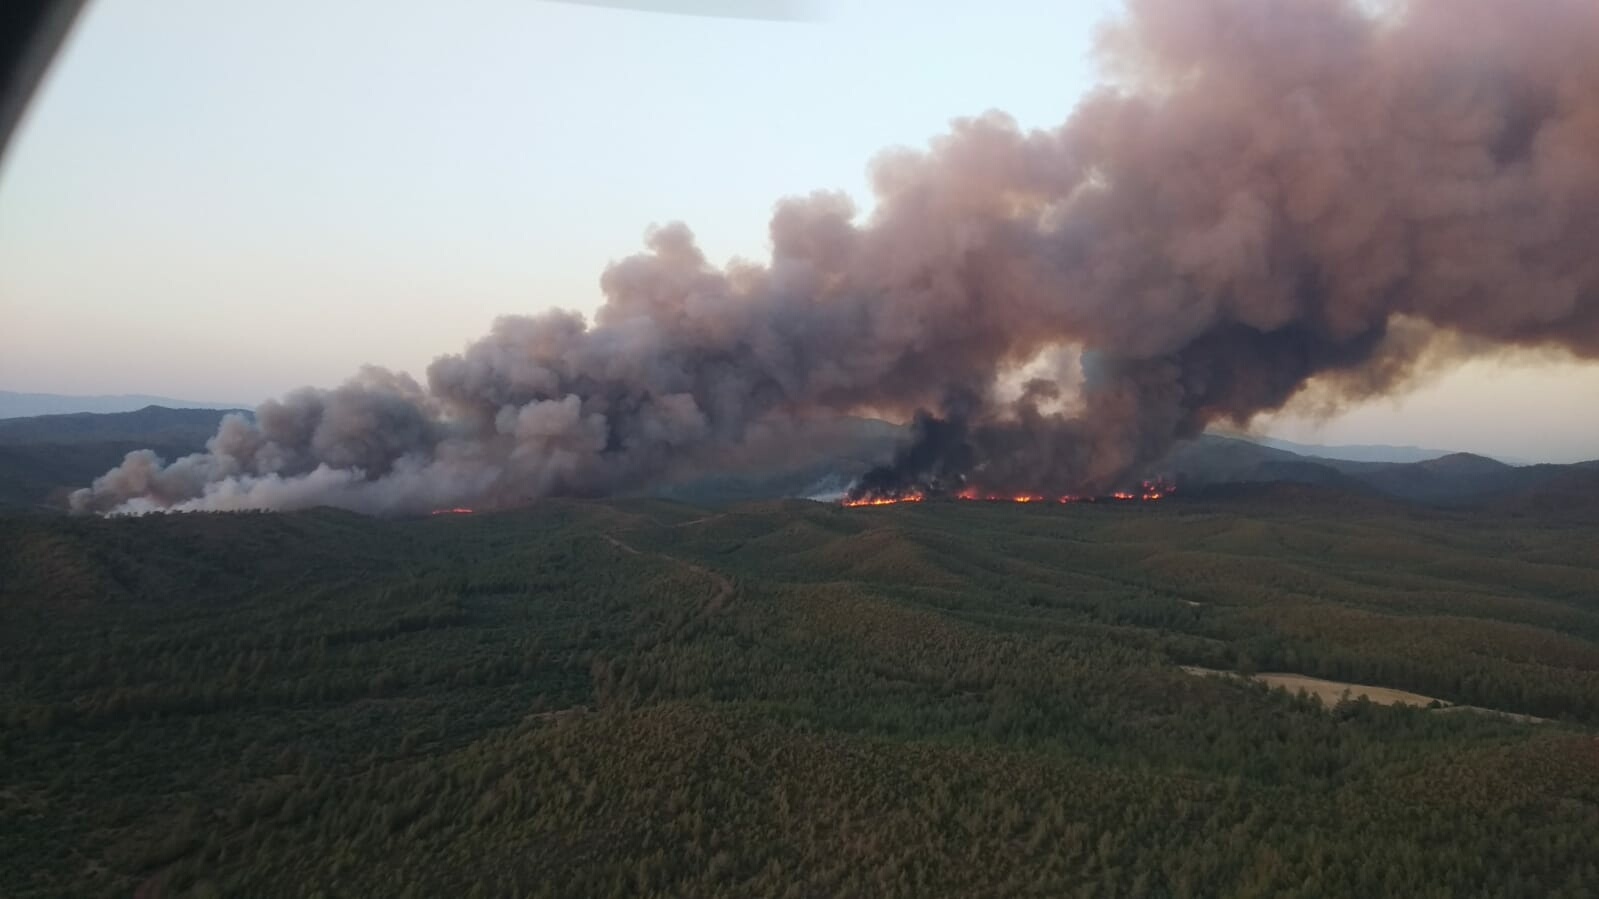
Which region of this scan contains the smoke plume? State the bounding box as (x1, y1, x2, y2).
(75, 0, 1599, 514)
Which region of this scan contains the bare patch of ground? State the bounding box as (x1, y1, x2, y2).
(1179, 666, 1547, 722)
(1252, 672, 1442, 707)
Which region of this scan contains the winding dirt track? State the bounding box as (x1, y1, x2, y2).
(601, 533, 734, 614)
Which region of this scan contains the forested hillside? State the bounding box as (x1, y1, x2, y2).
(3, 490, 1598, 897)
(2, 405, 1594, 513)
(1155, 436, 1599, 504)
(0, 407, 242, 511)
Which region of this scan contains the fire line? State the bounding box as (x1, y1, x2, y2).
(842, 481, 1172, 508)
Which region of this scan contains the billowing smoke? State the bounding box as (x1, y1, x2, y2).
(75, 0, 1599, 514)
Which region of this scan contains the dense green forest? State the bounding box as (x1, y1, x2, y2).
(3, 488, 1598, 897)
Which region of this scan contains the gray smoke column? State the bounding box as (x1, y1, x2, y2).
(74, 0, 1599, 514)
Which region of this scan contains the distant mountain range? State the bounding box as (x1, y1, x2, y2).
(0, 404, 1593, 514)
(0, 405, 249, 447)
(0, 391, 247, 419)
(1214, 432, 1532, 466)
(1152, 434, 1599, 506)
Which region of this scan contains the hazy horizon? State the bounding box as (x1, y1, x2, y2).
(3, 0, 1598, 464)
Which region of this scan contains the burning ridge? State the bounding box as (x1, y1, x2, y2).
(73, 0, 1599, 516)
(841, 479, 1173, 508)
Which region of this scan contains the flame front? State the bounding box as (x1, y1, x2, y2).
(845, 480, 1172, 508)
(430, 507, 476, 515)
(841, 492, 925, 507)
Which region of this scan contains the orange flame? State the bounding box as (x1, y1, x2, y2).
(841, 492, 925, 507)
(844, 480, 1173, 508)
(430, 507, 476, 515)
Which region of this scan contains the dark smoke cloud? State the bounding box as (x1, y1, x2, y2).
(75, 0, 1599, 514)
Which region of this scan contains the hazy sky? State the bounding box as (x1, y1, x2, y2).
(2, 0, 1596, 462)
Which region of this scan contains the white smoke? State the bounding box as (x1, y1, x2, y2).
(75, 0, 1599, 513)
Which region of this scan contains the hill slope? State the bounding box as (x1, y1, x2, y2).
(1154, 435, 1599, 506)
(0, 406, 242, 510)
(1237, 433, 1528, 464)
(0, 405, 1594, 513)
(0, 405, 245, 446)
(3, 495, 1598, 897)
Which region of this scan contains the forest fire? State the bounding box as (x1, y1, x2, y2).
(429, 507, 476, 516)
(956, 488, 1048, 503)
(843, 481, 1173, 508)
(841, 493, 925, 508)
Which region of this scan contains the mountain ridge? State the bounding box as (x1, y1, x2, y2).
(0, 406, 1595, 513)
(1225, 432, 1534, 465)
(0, 390, 248, 419)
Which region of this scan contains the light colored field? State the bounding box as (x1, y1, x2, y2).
(1180, 666, 1549, 722)
(1254, 672, 1442, 707)
(1181, 666, 1439, 707)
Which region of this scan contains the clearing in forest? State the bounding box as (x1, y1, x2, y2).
(1182, 666, 1442, 707)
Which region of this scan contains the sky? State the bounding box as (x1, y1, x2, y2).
(1, 0, 1596, 463)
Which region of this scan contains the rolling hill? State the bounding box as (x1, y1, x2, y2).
(0, 405, 1594, 513)
(0, 406, 247, 511)
(0, 405, 247, 446)
(3, 494, 1598, 896)
(1225, 433, 1530, 465)
(1151, 435, 1599, 507)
